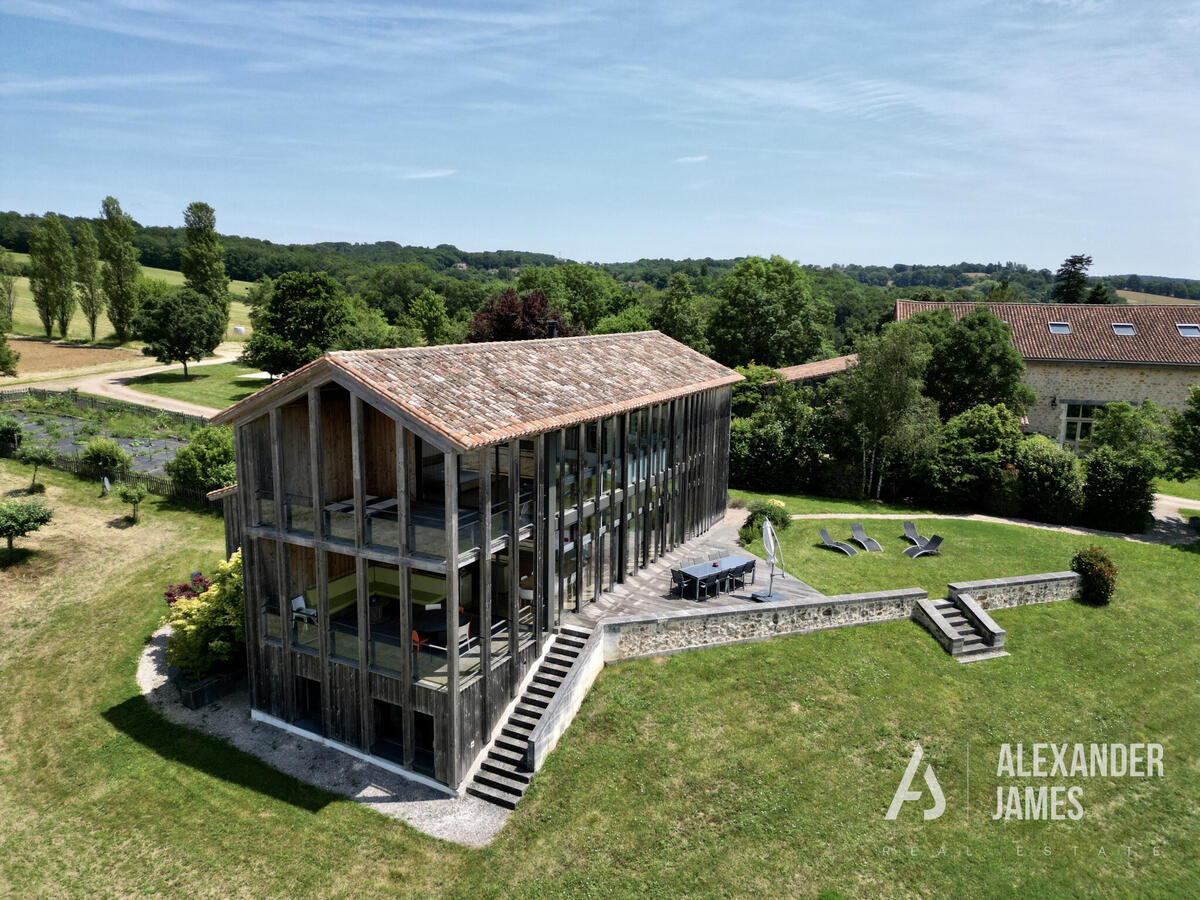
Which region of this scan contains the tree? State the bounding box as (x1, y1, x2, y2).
(18, 443, 55, 490)
(243, 271, 353, 375)
(1091, 400, 1168, 472)
(98, 196, 142, 342)
(591, 303, 652, 334)
(1049, 254, 1092, 304)
(1086, 281, 1116, 305)
(164, 549, 244, 680)
(334, 299, 416, 350)
(407, 288, 452, 344)
(1168, 386, 1200, 478)
(983, 279, 1018, 303)
(28, 213, 75, 338)
(557, 263, 616, 331)
(165, 426, 236, 493)
(924, 306, 1035, 418)
(0, 248, 17, 329)
(0, 497, 52, 555)
(118, 483, 148, 523)
(927, 404, 1023, 509)
(135, 285, 226, 376)
(467, 288, 575, 342)
(1082, 445, 1156, 533)
(74, 221, 104, 342)
(706, 255, 832, 368)
(729, 382, 823, 492)
(0, 335, 18, 377)
(180, 201, 229, 311)
(1014, 435, 1083, 524)
(653, 272, 709, 353)
(829, 323, 936, 499)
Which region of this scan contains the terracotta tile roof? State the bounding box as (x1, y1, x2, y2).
(895, 300, 1200, 367)
(212, 332, 741, 450)
(206, 483, 239, 500)
(777, 354, 857, 382)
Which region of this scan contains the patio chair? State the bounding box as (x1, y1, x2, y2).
(670, 569, 686, 596)
(743, 559, 757, 585)
(818, 528, 857, 556)
(903, 534, 944, 558)
(291, 595, 317, 626)
(850, 522, 882, 552)
(902, 521, 927, 546)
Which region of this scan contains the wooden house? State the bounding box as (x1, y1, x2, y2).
(211, 332, 741, 791)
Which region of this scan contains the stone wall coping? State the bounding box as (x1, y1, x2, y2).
(947, 572, 1076, 593)
(601, 586, 928, 630)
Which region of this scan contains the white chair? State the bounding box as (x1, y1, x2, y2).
(291, 595, 316, 626)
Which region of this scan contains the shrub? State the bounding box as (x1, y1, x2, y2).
(164, 550, 245, 680)
(0, 497, 52, 553)
(80, 437, 131, 476)
(927, 403, 1022, 509)
(165, 425, 236, 494)
(1072, 546, 1118, 605)
(739, 498, 791, 544)
(18, 442, 56, 490)
(1014, 435, 1083, 525)
(0, 413, 22, 451)
(118, 482, 148, 522)
(164, 572, 212, 606)
(1082, 445, 1156, 533)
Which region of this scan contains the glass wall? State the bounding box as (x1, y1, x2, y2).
(245, 415, 275, 527)
(319, 387, 354, 545)
(253, 538, 282, 642)
(279, 398, 313, 536)
(367, 562, 403, 675)
(363, 404, 399, 551)
(326, 550, 358, 662)
(286, 544, 319, 654)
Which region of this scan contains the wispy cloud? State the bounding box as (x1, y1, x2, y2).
(401, 168, 456, 180)
(0, 70, 208, 96)
(673, 155, 708, 164)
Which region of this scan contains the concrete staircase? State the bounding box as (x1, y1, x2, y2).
(465, 624, 594, 808)
(914, 593, 1007, 661)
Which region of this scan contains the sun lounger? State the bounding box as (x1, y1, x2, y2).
(818, 528, 857, 556)
(850, 522, 882, 552)
(903, 521, 927, 546)
(903, 534, 943, 558)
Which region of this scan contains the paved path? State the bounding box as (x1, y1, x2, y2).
(16, 342, 245, 418)
(788, 498, 1198, 547)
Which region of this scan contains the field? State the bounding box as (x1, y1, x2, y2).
(1116, 289, 1200, 306)
(3, 337, 145, 376)
(126, 362, 266, 410)
(0, 463, 1196, 897)
(4, 250, 254, 344)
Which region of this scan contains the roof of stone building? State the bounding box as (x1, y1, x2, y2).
(777, 353, 858, 382)
(211, 331, 742, 450)
(895, 300, 1200, 367)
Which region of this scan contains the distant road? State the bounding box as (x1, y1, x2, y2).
(17, 342, 243, 418)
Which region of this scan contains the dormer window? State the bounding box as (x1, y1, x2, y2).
(1178, 324, 1200, 338)
(1111, 323, 1136, 336)
(1048, 321, 1071, 335)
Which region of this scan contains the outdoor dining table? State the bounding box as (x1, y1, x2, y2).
(679, 555, 753, 602)
(412, 608, 469, 643)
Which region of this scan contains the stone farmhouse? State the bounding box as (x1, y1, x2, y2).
(896, 300, 1200, 450)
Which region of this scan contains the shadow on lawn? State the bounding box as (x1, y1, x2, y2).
(102, 694, 335, 814)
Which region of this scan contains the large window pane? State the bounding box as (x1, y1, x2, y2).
(367, 563, 403, 674)
(287, 545, 319, 654)
(326, 551, 358, 662)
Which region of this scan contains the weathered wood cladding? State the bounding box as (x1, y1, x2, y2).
(235, 380, 732, 789)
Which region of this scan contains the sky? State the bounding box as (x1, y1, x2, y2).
(1, 0, 1198, 276)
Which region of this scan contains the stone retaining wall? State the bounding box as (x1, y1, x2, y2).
(601, 588, 927, 661)
(946, 572, 1080, 610)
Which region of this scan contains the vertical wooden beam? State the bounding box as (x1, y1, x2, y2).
(478, 446, 492, 731)
(574, 424, 584, 612)
(508, 440, 520, 678)
(606, 418, 618, 589)
(306, 390, 332, 735)
(396, 421, 414, 768)
(308, 389, 325, 542)
(268, 407, 295, 720)
(617, 413, 629, 582)
(350, 396, 371, 748)
(591, 420, 602, 604)
(443, 450, 461, 786)
(555, 429, 565, 625)
(234, 426, 260, 710)
(534, 433, 546, 639)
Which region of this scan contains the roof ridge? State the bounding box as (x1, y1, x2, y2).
(327, 330, 665, 359)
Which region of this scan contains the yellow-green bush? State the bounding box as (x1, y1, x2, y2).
(164, 549, 244, 680)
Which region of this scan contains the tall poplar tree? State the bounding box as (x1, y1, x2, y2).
(98, 196, 141, 343)
(1049, 254, 1092, 304)
(74, 221, 104, 342)
(28, 214, 75, 338)
(180, 201, 229, 311)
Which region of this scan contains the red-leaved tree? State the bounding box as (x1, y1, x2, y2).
(467, 289, 577, 342)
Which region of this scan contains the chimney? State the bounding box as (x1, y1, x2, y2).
(547, 320, 558, 339)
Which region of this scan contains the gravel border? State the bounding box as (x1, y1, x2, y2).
(137, 626, 510, 847)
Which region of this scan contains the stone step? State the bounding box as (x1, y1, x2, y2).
(540, 662, 571, 679)
(520, 694, 549, 710)
(533, 672, 564, 689)
(509, 711, 542, 730)
(527, 683, 556, 700)
(474, 767, 529, 797)
(545, 653, 577, 669)
(494, 735, 526, 755)
(467, 783, 518, 809)
(488, 745, 527, 768)
(502, 724, 533, 742)
(480, 758, 531, 783)
(559, 624, 593, 640)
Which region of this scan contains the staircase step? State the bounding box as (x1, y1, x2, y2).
(559, 624, 593, 639)
(481, 759, 531, 783)
(555, 635, 587, 650)
(494, 735, 526, 755)
(474, 768, 529, 796)
(527, 683, 556, 699)
(502, 724, 533, 741)
(933, 600, 956, 612)
(533, 673, 564, 688)
(467, 784, 519, 809)
(520, 694, 549, 710)
(488, 745, 528, 768)
(546, 650, 579, 665)
(509, 711, 542, 730)
(540, 662, 571, 679)
(514, 703, 547, 721)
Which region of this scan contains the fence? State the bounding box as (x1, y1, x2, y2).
(0, 389, 213, 504)
(0, 387, 210, 427)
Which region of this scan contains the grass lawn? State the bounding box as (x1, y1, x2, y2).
(125, 362, 265, 410)
(1, 463, 1197, 897)
(1156, 477, 1200, 502)
(732, 487, 941, 517)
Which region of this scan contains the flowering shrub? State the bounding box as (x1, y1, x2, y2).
(1071, 546, 1118, 606)
(164, 550, 244, 680)
(739, 498, 792, 544)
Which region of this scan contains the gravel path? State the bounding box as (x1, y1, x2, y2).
(787, 495, 1198, 546)
(19, 342, 245, 418)
(137, 626, 510, 846)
